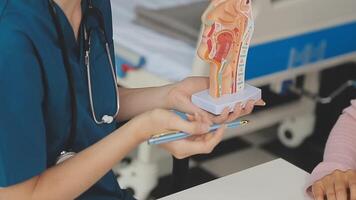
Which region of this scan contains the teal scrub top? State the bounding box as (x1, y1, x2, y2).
(0, 0, 135, 199)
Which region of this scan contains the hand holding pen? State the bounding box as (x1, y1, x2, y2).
(148, 111, 250, 145)
(141, 98, 264, 158)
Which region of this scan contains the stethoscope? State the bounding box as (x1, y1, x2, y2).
(48, 0, 119, 164)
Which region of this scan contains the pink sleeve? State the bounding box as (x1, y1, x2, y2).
(306, 100, 356, 195)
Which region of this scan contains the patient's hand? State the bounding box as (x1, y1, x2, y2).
(312, 169, 356, 200)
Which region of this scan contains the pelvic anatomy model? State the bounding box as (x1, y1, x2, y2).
(197, 0, 254, 98)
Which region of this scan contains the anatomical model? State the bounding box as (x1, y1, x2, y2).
(197, 0, 254, 98)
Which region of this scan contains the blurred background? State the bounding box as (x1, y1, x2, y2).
(110, 0, 356, 199)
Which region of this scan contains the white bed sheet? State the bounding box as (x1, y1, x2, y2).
(111, 0, 205, 81)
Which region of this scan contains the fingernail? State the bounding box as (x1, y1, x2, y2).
(260, 100, 266, 106)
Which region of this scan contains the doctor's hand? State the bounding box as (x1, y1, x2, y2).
(159, 112, 226, 159)
(167, 77, 265, 125)
(134, 109, 225, 159)
(312, 169, 356, 200)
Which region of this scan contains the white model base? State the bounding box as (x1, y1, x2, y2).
(192, 84, 262, 115)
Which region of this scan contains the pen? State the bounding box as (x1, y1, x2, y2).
(148, 119, 249, 145)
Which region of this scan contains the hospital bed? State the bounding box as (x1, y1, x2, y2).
(111, 0, 356, 199)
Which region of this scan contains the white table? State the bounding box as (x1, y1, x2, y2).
(158, 159, 312, 200)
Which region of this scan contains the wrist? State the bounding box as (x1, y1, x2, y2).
(165, 83, 178, 109)
(125, 113, 152, 143)
(119, 116, 147, 144)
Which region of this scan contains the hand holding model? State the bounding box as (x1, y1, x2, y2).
(132, 76, 264, 157)
(167, 77, 265, 124)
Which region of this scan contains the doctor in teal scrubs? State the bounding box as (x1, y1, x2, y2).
(0, 0, 264, 199)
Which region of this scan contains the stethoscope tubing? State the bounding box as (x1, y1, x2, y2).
(84, 36, 119, 124)
(48, 0, 119, 157)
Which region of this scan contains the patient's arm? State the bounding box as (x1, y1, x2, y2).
(307, 100, 356, 192)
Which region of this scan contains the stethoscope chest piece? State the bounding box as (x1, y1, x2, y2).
(56, 151, 77, 165)
(102, 115, 114, 124)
